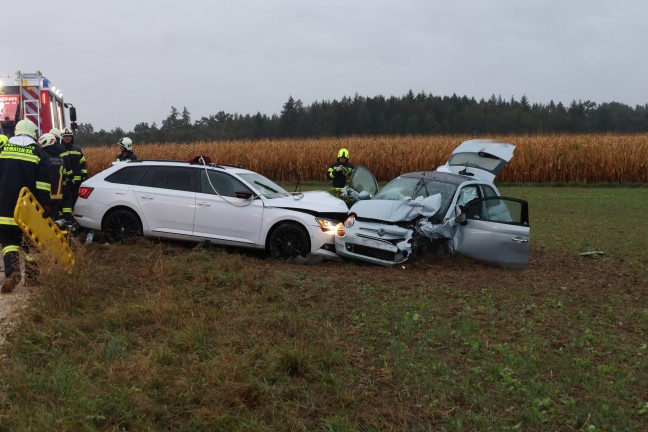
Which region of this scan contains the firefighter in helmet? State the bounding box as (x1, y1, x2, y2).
(0, 119, 51, 293)
(327, 148, 355, 190)
(60, 127, 87, 221)
(48, 128, 74, 221)
(38, 133, 67, 222)
(115, 137, 137, 162)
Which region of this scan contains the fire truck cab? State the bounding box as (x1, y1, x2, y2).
(0, 70, 77, 137)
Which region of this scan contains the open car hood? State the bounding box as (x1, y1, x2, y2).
(349, 194, 443, 222)
(437, 139, 516, 182)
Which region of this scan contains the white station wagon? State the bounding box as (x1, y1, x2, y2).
(74, 158, 349, 260)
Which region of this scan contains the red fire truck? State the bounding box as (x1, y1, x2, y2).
(0, 70, 77, 137)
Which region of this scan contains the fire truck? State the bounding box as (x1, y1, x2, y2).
(0, 70, 77, 137)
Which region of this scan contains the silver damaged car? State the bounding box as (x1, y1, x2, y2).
(335, 140, 531, 268)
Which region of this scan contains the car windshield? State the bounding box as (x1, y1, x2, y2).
(374, 176, 458, 211)
(238, 173, 291, 199)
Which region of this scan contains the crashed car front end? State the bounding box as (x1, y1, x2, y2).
(335, 217, 416, 266)
(335, 194, 458, 267)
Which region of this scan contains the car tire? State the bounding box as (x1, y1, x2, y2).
(267, 222, 310, 259)
(103, 208, 143, 243)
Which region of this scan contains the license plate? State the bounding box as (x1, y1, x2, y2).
(356, 237, 398, 253)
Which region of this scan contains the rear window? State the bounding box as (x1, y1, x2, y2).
(105, 166, 150, 185)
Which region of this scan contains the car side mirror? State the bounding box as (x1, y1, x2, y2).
(358, 191, 371, 200)
(234, 191, 254, 199)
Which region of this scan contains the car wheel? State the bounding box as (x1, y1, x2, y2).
(103, 209, 143, 243)
(267, 222, 310, 259)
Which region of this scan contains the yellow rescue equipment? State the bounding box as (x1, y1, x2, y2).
(13, 187, 75, 272)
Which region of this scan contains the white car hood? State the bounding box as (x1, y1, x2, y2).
(350, 194, 443, 222)
(264, 190, 349, 213)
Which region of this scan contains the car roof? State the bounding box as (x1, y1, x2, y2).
(400, 171, 473, 186)
(117, 159, 251, 174)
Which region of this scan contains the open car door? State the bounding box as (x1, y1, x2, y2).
(439, 139, 516, 183)
(452, 196, 530, 268)
(349, 165, 379, 198)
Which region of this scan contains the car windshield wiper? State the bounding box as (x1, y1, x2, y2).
(254, 181, 280, 193)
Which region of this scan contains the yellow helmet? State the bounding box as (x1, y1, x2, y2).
(337, 148, 349, 159)
(0, 134, 7, 145)
(15, 119, 38, 139)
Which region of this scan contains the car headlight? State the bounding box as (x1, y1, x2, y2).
(344, 214, 356, 228)
(336, 223, 345, 237)
(315, 217, 337, 232)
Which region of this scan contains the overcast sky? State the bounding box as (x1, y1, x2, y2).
(4, 0, 646, 132)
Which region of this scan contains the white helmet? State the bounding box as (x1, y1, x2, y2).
(15, 119, 38, 139)
(118, 137, 133, 151)
(38, 133, 57, 147)
(50, 127, 62, 140)
(61, 127, 74, 136)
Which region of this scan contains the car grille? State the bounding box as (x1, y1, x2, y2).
(356, 233, 402, 245)
(345, 243, 406, 262)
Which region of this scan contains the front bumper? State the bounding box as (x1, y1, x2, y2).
(335, 222, 414, 267)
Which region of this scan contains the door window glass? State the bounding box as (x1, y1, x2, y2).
(151, 167, 196, 192)
(457, 185, 480, 206)
(464, 197, 529, 225)
(200, 171, 251, 197)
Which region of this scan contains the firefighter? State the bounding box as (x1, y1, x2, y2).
(0, 134, 7, 151)
(327, 148, 355, 190)
(115, 137, 137, 162)
(0, 119, 51, 293)
(49, 128, 74, 220)
(60, 127, 87, 221)
(38, 133, 67, 222)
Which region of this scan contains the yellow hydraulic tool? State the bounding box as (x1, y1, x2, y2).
(13, 187, 75, 272)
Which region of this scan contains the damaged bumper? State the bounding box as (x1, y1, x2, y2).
(335, 222, 415, 267)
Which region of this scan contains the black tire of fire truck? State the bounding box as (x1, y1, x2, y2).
(103, 208, 143, 244)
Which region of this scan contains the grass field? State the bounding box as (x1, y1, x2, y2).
(0, 186, 646, 431)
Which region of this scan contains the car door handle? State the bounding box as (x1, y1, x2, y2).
(139, 195, 154, 200)
(197, 201, 211, 207)
(512, 237, 528, 243)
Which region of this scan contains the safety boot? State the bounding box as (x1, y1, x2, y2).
(1, 272, 22, 293)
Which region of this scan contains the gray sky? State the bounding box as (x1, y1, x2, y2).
(4, 0, 646, 132)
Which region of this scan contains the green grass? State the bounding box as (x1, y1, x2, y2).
(0, 186, 646, 431)
(498, 185, 648, 264)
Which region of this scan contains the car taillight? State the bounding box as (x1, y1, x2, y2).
(78, 187, 94, 199)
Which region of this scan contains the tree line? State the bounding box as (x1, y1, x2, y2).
(75, 91, 648, 146)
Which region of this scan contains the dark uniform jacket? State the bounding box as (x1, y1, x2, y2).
(42, 143, 68, 200)
(0, 136, 51, 227)
(63, 136, 87, 185)
(327, 161, 355, 189)
(116, 150, 138, 162)
(54, 137, 74, 188)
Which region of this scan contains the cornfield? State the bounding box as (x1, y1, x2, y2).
(83, 134, 648, 183)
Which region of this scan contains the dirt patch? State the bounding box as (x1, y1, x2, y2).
(0, 279, 34, 347)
